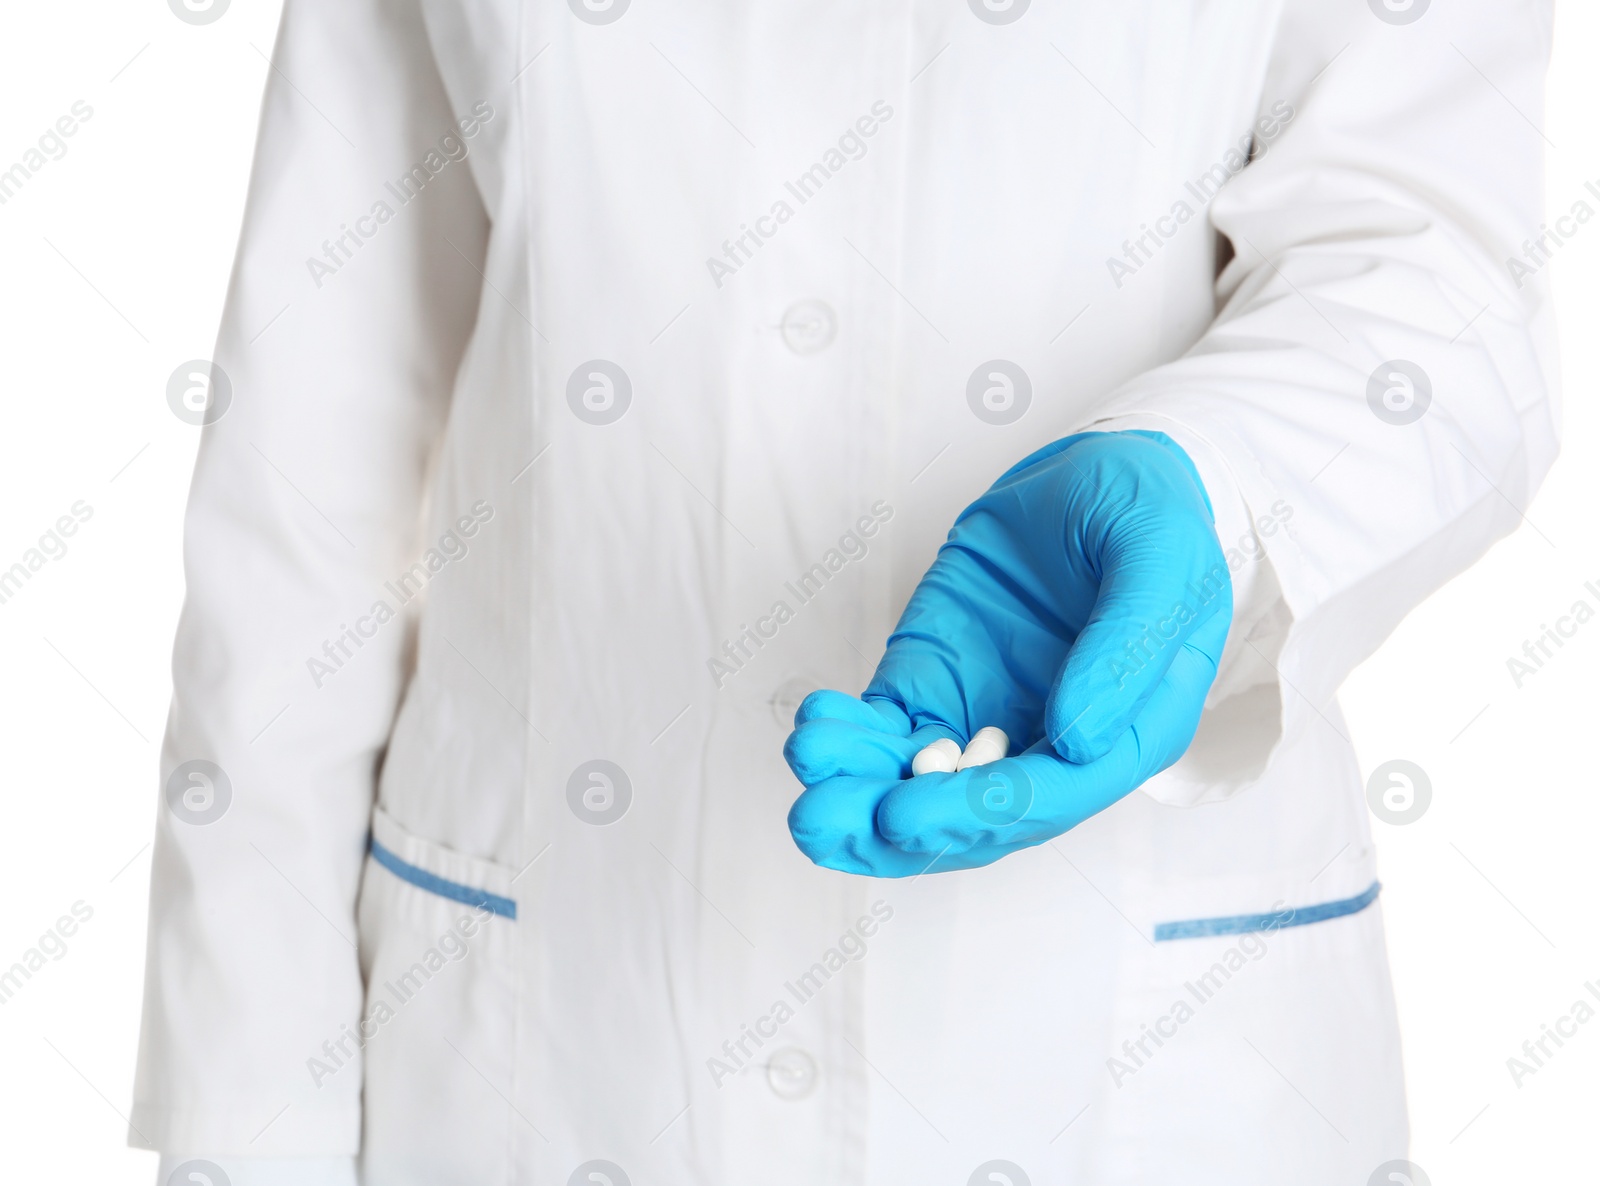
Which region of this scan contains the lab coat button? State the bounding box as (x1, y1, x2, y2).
(766, 1047, 818, 1099)
(780, 301, 837, 355)
(770, 676, 817, 727)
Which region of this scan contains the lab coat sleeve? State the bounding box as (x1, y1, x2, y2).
(131, 0, 487, 1156)
(1079, 0, 1559, 806)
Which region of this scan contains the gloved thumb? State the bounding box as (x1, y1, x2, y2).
(1044, 486, 1231, 764)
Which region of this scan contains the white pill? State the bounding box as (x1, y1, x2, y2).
(911, 737, 961, 776)
(955, 726, 1009, 771)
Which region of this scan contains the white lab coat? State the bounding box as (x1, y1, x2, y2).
(135, 1, 1558, 1183)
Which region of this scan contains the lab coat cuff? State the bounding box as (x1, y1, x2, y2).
(128, 1101, 360, 1159)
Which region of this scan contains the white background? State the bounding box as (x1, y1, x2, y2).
(0, 2, 1595, 1182)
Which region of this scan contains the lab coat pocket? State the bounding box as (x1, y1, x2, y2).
(356, 804, 520, 1186)
(1094, 871, 1406, 1185)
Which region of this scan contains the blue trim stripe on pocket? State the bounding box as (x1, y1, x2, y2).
(369, 836, 518, 920)
(1153, 880, 1380, 942)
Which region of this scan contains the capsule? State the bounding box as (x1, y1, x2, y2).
(955, 726, 1009, 771)
(911, 737, 961, 776)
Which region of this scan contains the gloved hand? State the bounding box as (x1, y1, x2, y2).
(784, 430, 1232, 876)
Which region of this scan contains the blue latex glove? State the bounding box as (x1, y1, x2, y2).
(784, 430, 1232, 876)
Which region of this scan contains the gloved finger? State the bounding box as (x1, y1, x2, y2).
(787, 775, 1015, 877)
(864, 572, 1045, 746)
(1045, 495, 1230, 764)
(862, 695, 914, 736)
(909, 721, 963, 749)
(875, 743, 1139, 856)
(788, 775, 888, 865)
(783, 717, 924, 785)
(863, 623, 971, 739)
(794, 689, 911, 735)
(880, 614, 1229, 855)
